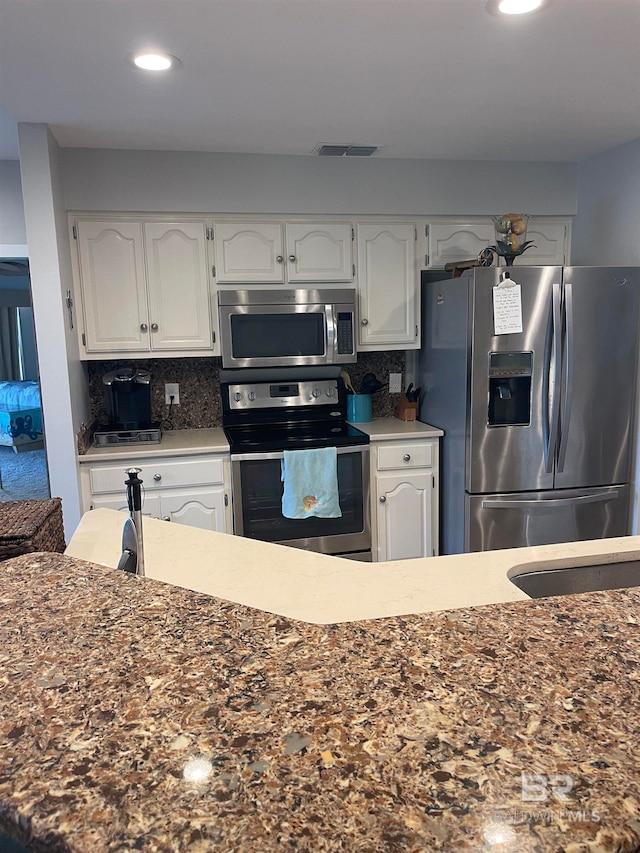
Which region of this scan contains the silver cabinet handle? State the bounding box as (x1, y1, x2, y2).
(140, 323, 148, 331)
(276, 255, 284, 263)
(288, 255, 296, 262)
(379, 495, 387, 503)
(403, 454, 411, 461)
(163, 516, 171, 522)
(153, 473, 162, 482)
(361, 318, 369, 326)
(151, 322, 159, 331)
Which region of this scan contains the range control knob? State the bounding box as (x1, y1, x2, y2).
(233, 392, 242, 402)
(248, 391, 256, 401)
(311, 388, 320, 398)
(326, 387, 336, 397)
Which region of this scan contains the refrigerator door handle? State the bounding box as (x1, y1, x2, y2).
(545, 281, 563, 473)
(557, 281, 574, 472)
(481, 490, 619, 510)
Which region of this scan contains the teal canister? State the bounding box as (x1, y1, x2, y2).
(347, 394, 372, 423)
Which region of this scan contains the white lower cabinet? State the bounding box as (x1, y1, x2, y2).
(372, 438, 439, 562)
(80, 453, 232, 533)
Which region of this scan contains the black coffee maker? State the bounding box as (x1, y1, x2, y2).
(102, 367, 153, 429)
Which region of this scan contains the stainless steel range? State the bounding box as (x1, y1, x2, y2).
(222, 374, 371, 559)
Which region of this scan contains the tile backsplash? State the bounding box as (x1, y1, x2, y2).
(86, 351, 406, 438)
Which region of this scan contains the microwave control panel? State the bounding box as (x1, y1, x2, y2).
(336, 311, 355, 356)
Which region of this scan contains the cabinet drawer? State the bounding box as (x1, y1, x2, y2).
(89, 456, 225, 494)
(377, 442, 433, 471)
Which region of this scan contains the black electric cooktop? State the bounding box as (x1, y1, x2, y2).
(224, 421, 369, 454)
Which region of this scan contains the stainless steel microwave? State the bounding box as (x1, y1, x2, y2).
(217, 288, 357, 368)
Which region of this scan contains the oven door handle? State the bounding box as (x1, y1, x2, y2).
(231, 445, 369, 463)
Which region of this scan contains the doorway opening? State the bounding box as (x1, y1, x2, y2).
(0, 258, 50, 501)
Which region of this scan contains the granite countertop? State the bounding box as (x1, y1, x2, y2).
(78, 420, 444, 463)
(351, 417, 444, 441)
(1, 550, 639, 852)
(78, 428, 230, 462)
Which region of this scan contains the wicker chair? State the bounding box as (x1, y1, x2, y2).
(0, 498, 66, 561)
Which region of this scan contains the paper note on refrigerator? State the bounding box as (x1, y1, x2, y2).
(493, 283, 523, 335)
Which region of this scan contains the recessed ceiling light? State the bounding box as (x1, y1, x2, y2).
(486, 0, 547, 15)
(132, 52, 179, 71)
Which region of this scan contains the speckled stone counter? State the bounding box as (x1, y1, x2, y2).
(1, 553, 639, 853)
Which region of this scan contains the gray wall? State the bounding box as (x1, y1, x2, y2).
(570, 135, 640, 534)
(571, 137, 640, 266)
(60, 149, 579, 216)
(0, 159, 27, 246)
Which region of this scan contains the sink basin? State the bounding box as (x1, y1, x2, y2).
(510, 560, 640, 599)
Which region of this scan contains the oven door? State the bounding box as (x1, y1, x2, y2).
(231, 445, 370, 556)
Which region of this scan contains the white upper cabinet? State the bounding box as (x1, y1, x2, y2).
(425, 219, 494, 269)
(213, 220, 353, 285)
(144, 222, 213, 351)
(356, 222, 419, 349)
(424, 216, 572, 269)
(213, 221, 285, 283)
(76, 220, 150, 353)
(512, 219, 570, 266)
(284, 223, 353, 283)
(72, 216, 216, 359)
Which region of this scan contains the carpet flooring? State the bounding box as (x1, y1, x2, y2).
(0, 445, 51, 501)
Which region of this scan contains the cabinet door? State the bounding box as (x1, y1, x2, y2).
(426, 220, 494, 269)
(376, 472, 433, 562)
(285, 222, 353, 283)
(214, 222, 285, 283)
(160, 488, 228, 532)
(76, 220, 150, 352)
(90, 493, 161, 519)
(356, 222, 418, 348)
(144, 222, 213, 351)
(513, 219, 569, 266)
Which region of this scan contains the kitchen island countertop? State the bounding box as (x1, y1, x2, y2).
(1, 543, 639, 853)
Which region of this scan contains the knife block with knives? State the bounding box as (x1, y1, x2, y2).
(394, 382, 420, 421)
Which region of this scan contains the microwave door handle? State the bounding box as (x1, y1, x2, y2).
(325, 304, 336, 361)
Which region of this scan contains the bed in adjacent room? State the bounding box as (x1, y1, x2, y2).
(0, 381, 44, 452)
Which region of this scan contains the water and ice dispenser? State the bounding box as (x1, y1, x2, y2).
(487, 351, 532, 427)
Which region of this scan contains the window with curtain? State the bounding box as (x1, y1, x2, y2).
(0, 306, 21, 381)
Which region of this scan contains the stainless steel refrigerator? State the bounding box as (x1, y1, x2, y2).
(417, 266, 640, 554)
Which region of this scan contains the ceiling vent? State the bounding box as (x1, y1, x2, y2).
(315, 144, 379, 157)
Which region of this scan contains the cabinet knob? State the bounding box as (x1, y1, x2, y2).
(163, 516, 171, 522)
(361, 318, 369, 326)
(140, 323, 148, 331)
(153, 473, 162, 482)
(403, 454, 411, 461)
(151, 322, 159, 331)
(276, 255, 284, 263)
(288, 254, 296, 262)
(379, 495, 387, 503)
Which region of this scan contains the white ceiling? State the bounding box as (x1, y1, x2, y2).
(0, 0, 639, 163)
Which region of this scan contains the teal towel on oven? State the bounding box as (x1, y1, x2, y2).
(281, 447, 342, 519)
